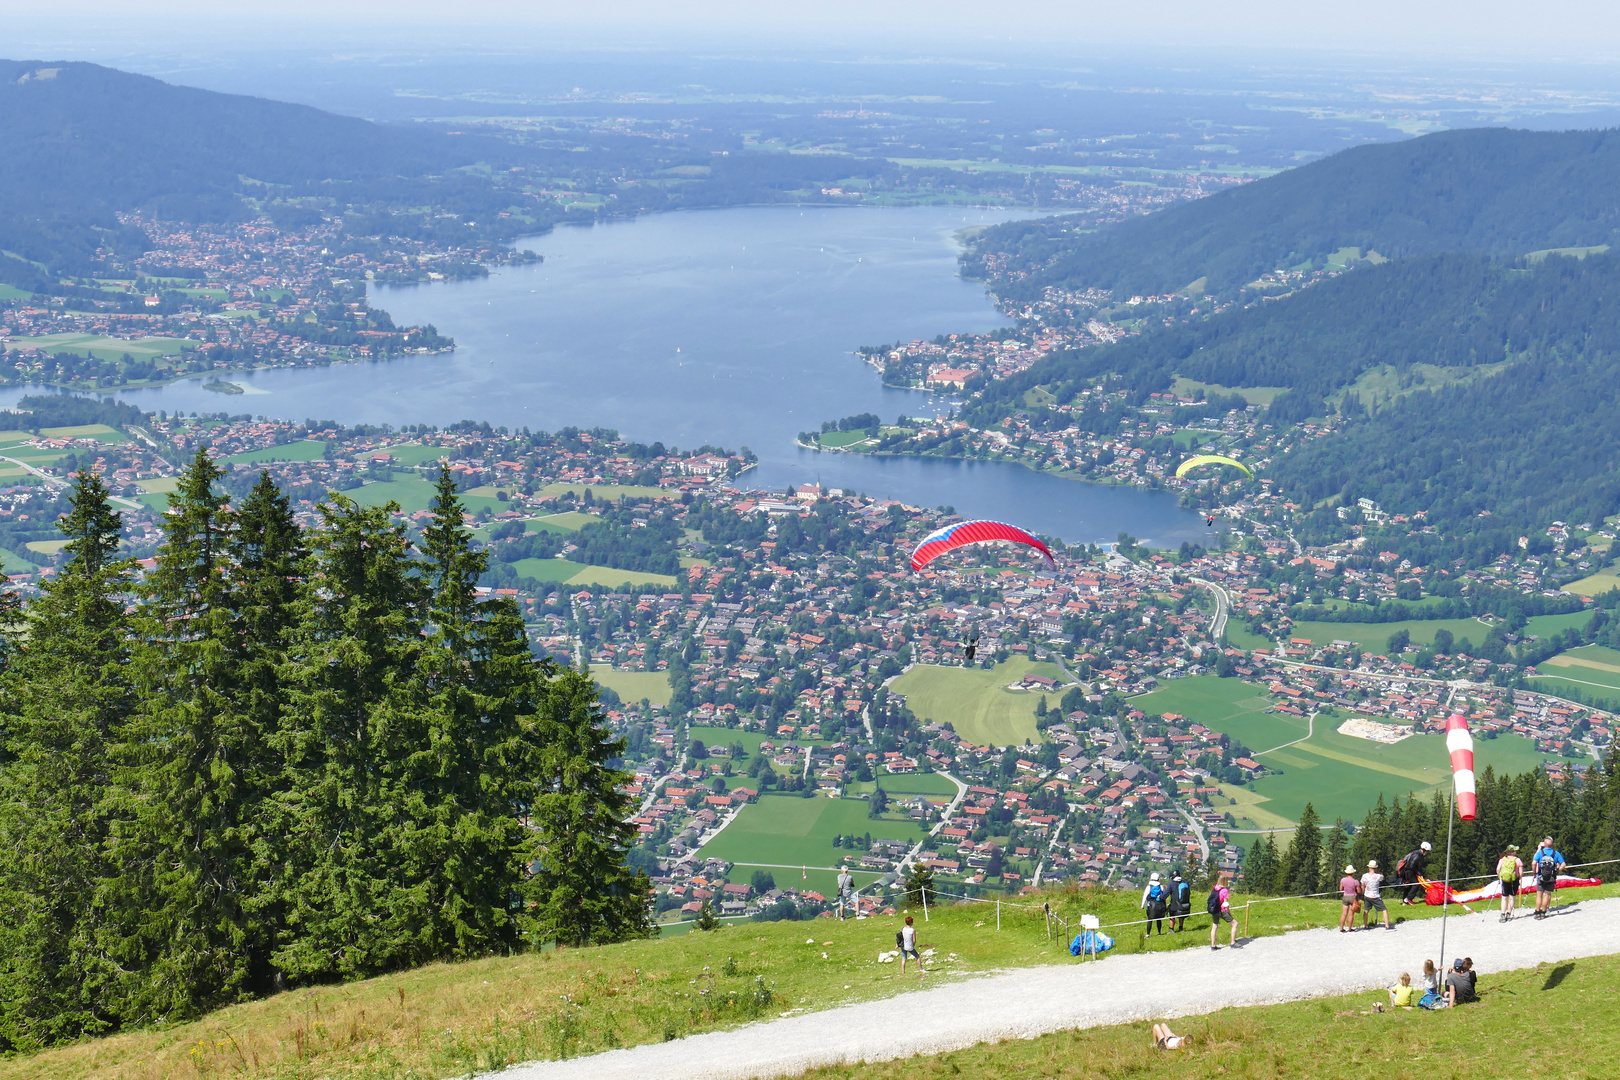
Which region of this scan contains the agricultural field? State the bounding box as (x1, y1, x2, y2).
(1169, 377, 1285, 406)
(590, 664, 672, 708)
(1133, 675, 1305, 755)
(370, 443, 452, 467)
(889, 657, 1068, 748)
(688, 725, 829, 758)
(536, 482, 669, 501)
(1242, 723, 1554, 828)
(562, 564, 679, 588)
(1135, 676, 1560, 827)
(1563, 566, 1620, 597)
(1288, 617, 1489, 655)
(1529, 643, 1620, 710)
(701, 792, 926, 896)
(509, 556, 586, 583)
(224, 439, 327, 464)
(347, 476, 517, 518)
(7, 333, 196, 361)
(528, 511, 596, 532)
(843, 771, 959, 802)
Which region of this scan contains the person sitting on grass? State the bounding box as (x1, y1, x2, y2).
(1445, 958, 1477, 1006)
(1389, 972, 1418, 1009)
(1418, 959, 1444, 1009)
(1151, 1023, 1187, 1050)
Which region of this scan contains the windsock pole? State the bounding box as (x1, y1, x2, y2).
(1438, 713, 1476, 967)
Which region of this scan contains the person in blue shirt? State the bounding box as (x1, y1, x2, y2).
(1529, 837, 1565, 920)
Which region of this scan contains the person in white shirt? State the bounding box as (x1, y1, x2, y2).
(1360, 859, 1393, 931)
(899, 915, 924, 976)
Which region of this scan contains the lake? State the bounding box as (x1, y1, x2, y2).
(22, 205, 1208, 546)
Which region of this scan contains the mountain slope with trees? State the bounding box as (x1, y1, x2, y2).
(0, 59, 532, 280)
(961, 249, 1620, 544)
(971, 126, 1620, 297)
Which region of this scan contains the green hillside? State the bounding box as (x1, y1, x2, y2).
(972, 126, 1620, 297)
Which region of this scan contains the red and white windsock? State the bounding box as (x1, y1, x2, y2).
(1445, 713, 1477, 820)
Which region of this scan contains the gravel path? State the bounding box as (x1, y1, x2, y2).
(493, 896, 1620, 1080)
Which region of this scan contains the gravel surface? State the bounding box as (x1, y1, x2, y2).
(493, 896, 1620, 1080)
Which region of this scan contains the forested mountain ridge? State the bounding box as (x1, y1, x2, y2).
(969, 126, 1620, 298)
(958, 249, 1620, 546)
(0, 59, 527, 277)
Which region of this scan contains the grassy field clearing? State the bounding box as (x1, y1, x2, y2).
(1242, 725, 1554, 827)
(1288, 617, 1487, 654)
(701, 793, 924, 879)
(7, 333, 196, 361)
(687, 726, 830, 756)
(1564, 568, 1620, 596)
(10, 880, 1614, 1080)
(563, 564, 679, 588)
(1132, 676, 1305, 752)
(536, 482, 670, 502)
(225, 440, 327, 464)
(889, 657, 1066, 748)
(0, 548, 39, 575)
(1530, 644, 1620, 708)
(817, 430, 871, 449)
(844, 772, 959, 800)
(1169, 377, 1286, 406)
(528, 511, 596, 532)
(1134, 677, 1559, 826)
(367, 443, 449, 467)
(590, 665, 672, 708)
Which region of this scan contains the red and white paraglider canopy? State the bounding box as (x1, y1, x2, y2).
(1446, 713, 1476, 821)
(909, 519, 1056, 573)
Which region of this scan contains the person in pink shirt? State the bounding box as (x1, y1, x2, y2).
(1338, 864, 1361, 932)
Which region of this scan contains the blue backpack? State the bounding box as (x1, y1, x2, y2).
(1069, 930, 1114, 955)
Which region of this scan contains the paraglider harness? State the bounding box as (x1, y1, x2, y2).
(961, 626, 980, 664)
(1172, 879, 1192, 917)
(1144, 882, 1167, 919)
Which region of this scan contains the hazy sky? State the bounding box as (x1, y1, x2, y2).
(6, 0, 1620, 62)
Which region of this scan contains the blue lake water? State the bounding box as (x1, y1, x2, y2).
(22, 206, 1207, 546)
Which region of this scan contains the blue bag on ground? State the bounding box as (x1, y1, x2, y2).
(1069, 930, 1114, 955)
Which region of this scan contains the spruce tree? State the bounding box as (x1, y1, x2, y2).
(275, 494, 431, 980)
(412, 467, 543, 957)
(0, 472, 136, 1046)
(528, 666, 653, 947)
(1279, 802, 1323, 895)
(123, 448, 263, 1015)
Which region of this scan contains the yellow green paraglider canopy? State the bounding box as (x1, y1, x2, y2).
(1176, 454, 1253, 480)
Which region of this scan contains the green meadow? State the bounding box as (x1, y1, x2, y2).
(1288, 617, 1488, 655)
(702, 793, 925, 895)
(224, 439, 326, 464)
(1530, 643, 1620, 709)
(1133, 675, 1305, 753)
(889, 657, 1066, 748)
(1134, 676, 1559, 827)
(9, 333, 196, 361)
(591, 664, 673, 708)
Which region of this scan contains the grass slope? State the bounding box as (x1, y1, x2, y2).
(890, 657, 1065, 747)
(14, 883, 1617, 1080)
(797, 952, 1620, 1080)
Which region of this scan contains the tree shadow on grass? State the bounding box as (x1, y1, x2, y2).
(1542, 962, 1575, 991)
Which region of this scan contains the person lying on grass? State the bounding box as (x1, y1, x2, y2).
(1151, 1023, 1186, 1050)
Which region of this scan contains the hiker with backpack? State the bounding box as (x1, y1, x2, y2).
(1395, 841, 1432, 904)
(1141, 872, 1169, 936)
(1495, 845, 1524, 922)
(1529, 837, 1566, 920)
(1169, 871, 1192, 932)
(898, 914, 924, 976)
(836, 867, 855, 920)
(1208, 872, 1237, 950)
